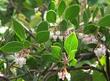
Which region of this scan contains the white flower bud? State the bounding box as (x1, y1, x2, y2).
(58, 68, 71, 81)
(0, 73, 4, 77)
(59, 36, 63, 41)
(55, 31, 61, 36)
(52, 35, 58, 41)
(58, 72, 65, 80)
(82, 35, 97, 44)
(50, 31, 54, 39)
(65, 72, 71, 81)
(94, 44, 106, 57)
(78, 33, 84, 39)
(34, 8, 39, 12)
(14, 53, 26, 68)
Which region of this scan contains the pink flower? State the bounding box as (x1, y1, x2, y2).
(94, 44, 106, 57)
(14, 53, 26, 68)
(58, 68, 71, 81)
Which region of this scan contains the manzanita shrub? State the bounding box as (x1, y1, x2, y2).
(0, 0, 110, 81)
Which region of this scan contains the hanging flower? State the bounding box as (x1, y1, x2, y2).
(78, 33, 98, 44)
(14, 53, 26, 68)
(14, 49, 30, 68)
(94, 44, 106, 57)
(55, 31, 61, 36)
(58, 67, 71, 81)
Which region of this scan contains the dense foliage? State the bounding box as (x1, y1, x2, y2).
(0, 0, 110, 81)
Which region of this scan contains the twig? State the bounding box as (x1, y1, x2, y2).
(106, 50, 110, 81)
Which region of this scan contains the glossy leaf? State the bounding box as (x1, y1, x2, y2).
(58, 0, 66, 17)
(99, 55, 106, 66)
(84, 24, 98, 34)
(30, 12, 42, 27)
(59, 19, 68, 31)
(92, 6, 99, 20)
(23, 40, 30, 48)
(83, 7, 91, 25)
(48, 1, 55, 10)
(46, 10, 56, 23)
(0, 41, 23, 52)
(64, 32, 78, 54)
(51, 46, 61, 60)
(70, 18, 79, 28)
(68, 50, 77, 61)
(13, 19, 26, 41)
(42, 54, 54, 63)
(65, 4, 80, 20)
(98, 14, 110, 27)
(93, 71, 106, 81)
(36, 31, 50, 43)
(68, 50, 77, 66)
(36, 21, 48, 32)
(36, 0, 42, 6)
(69, 58, 77, 66)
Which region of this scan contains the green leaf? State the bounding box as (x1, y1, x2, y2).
(26, 55, 38, 69)
(0, 41, 23, 52)
(13, 19, 26, 41)
(36, 31, 50, 43)
(71, 70, 92, 81)
(83, 7, 91, 25)
(36, 0, 42, 6)
(58, 0, 66, 17)
(51, 46, 61, 60)
(48, 1, 55, 10)
(84, 24, 98, 34)
(36, 21, 48, 32)
(42, 54, 54, 63)
(64, 32, 78, 54)
(30, 12, 42, 27)
(92, 6, 99, 20)
(69, 58, 77, 66)
(23, 40, 30, 48)
(93, 71, 106, 81)
(98, 14, 110, 27)
(59, 19, 68, 31)
(70, 18, 79, 28)
(68, 50, 77, 61)
(68, 50, 77, 66)
(65, 4, 80, 20)
(17, 78, 24, 81)
(88, 0, 98, 5)
(99, 55, 106, 66)
(46, 10, 56, 23)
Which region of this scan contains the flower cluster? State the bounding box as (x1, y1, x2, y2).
(0, 72, 4, 77)
(58, 67, 71, 81)
(50, 30, 63, 41)
(78, 33, 98, 44)
(94, 44, 106, 57)
(63, 28, 74, 39)
(14, 49, 30, 68)
(50, 28, 74, 41)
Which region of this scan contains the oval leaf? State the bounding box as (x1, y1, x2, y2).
(84, 24, 98, 34)
(13, 19, 26, 41)
(64, 32, 78, 54)
(36, 31, 50, 43)
(98, 14, 110, 27)
(59, 19, 68, 31)
(51, 46, 61, 60)
(36, 21, 48, 32)
(65, 4, 80, 20)
(0, 41, 23, 52)
(48, 1, 55, 10)
(46, 10, 56, 23)
(58, 0, 66, 17)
